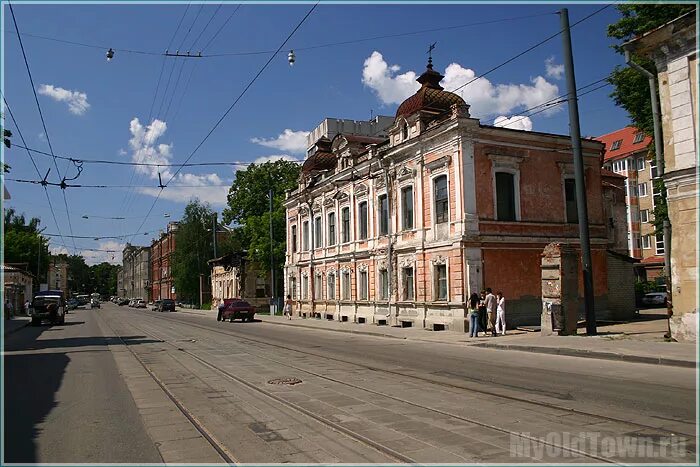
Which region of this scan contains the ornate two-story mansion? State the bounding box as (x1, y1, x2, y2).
(284, 59, 615, 332)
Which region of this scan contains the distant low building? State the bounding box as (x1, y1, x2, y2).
(3, 264, 34, 314)
(209, 253, 271, 310)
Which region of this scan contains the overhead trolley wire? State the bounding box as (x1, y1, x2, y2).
(9, 2, 78, 253)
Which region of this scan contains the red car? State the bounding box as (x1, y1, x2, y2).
(217, 299, 256, 322)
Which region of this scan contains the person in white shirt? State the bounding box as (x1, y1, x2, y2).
(484, 288, 497, 336)
(495, 291, 506, 335)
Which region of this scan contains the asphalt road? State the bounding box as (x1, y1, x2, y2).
(3, 302, 696, 463)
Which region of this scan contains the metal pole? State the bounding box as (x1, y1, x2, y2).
(199, 273, 203, 310)
(560, 8, 596, 335)
(269, 188, 275, 315)
(624, 49, 673, 338)
(212, 212, 218, 259)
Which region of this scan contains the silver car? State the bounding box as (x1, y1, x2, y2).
(642, 292, 667, 306)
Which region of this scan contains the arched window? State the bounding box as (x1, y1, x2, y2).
(402, 122, 409, 140)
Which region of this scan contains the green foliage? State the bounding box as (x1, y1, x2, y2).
(222, 160, 301, 295)
(651, 179, 667, 236)
(171, 199, 215, 303)
(607, 64, 656, 137)
(3, 208, 49, 280)
(90, 262, 120, 296)
(607, 4, 696, 51)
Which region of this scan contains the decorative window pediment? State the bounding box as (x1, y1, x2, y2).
(426, 155, 451, 173)
(397, 165, 415, 181)
(355, 184, 368, 197)
(431, 255, 447, 266)
(489, 153, 525, 170)
(357, 264, 368, 272)
(323, 198, 335, 208)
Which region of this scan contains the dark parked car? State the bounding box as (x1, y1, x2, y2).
(217, 299, 256, 322)
(158, 299, 176, 312)
(66, 298, 79, 311)
(117, 298, 129, 306)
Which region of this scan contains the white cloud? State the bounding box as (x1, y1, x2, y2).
(253, 154, 300, 164)
(126, 117, 230, 206)
(38, 132, 46, 141)
(493, 115, 533, 131)
(118, 148, 127, 156)
(361, 51, 420, 105)
(49, 245, 69, 256)
(82, 241, 125, 265)
(361, 52, 561, 122)
(37, 84, 90, 115)
(251, 129, 310, 154)
(545, 56, 565, 79)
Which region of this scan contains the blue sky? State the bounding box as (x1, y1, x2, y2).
(2, 1, 632, 264)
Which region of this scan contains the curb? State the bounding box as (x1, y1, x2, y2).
(472, 342, 696, 368)
(261, 318, 407, 340)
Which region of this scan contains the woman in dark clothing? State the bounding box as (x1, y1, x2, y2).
(478, 290, 488, 337)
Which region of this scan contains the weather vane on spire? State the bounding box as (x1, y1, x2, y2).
(427, 42, 437, 68)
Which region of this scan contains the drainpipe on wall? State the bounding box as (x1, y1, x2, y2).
(624, 49, 673, 338)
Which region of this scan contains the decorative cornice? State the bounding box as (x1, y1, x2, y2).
(425, 155, 451, 172)
(431, 255, 447, 266)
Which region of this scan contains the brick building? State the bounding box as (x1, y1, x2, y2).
(284, 59, 620, 331)
(150, 222, 179, 301)
(596, 127, 665, 280)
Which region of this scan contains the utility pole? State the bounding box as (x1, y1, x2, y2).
(560, 8, 596, 335)
(212, 212, 218, 259)
(269, 188, 275, 315)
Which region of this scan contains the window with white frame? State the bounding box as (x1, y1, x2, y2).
(435, 264, 447, 301)
(402, 267, 414, 301)
(327, 212, 336, 246)
(634, 234, 642, 250)
(633, 132, 645, 144)
(302, 275, 308, 300)
(314, 273, 322, 300)
(637, 158, 646, 170)
(434, 175, 449, 224)
(378, 194, 389, 235)
(650, 163, 659, 180)
(359, 270, 368, 300)
(642, 235, 651, 249)
(314, 217, 322, 248)
(401, 186, 414, 230)
(341, 270, 350, 300)
(327, 273, 335, 300)
(638, 182, 648, 197)
(640, 209, 650, 223)
(358, 201, 368, 239)
(302, 221, 309, 251)
(610, 139, 622, 150)
(341, 207, 350, 243)
(655, 233, 665, 255)
(291, 225, 297, 253)
(379, 269, 389, 300)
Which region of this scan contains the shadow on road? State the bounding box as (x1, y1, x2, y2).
(4, 352, 68, 463)
(3, 329, 160, 463)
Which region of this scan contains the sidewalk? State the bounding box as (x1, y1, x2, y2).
(3, 316, 30, 336)
(177, 308, 696, 368)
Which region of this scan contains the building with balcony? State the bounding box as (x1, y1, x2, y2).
(284, 58, 623, 331)
(597, 127, 665, 280)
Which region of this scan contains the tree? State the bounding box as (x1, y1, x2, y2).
(90, 262, 120, 296)
(606, 4, 695, 235)
(222, 160, 301, 296)
(3, 208, 49, 281)
(171, 199, 215, 304)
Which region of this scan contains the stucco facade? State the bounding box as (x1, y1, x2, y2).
(284, 60, 616, 331)
(210, 253, 272, 309)
(121, 244, 151, 301)
(626, 11, 697, 341)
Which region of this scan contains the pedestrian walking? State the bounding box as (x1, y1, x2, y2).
(495, 291, 506, 335)
(478, 291, 488, 337)
(284, 294, 293, 320)
(24, 299, 31, 315)
(216, 301, 226, 322)
(485, 288, 497, 336)
(468, 293, 480, 337)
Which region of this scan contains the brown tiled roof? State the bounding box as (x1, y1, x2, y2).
(595, 126, 651, 162)
(301, 151, 336, 173)
(396, 60, 466, 119)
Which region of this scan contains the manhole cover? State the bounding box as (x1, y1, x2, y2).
(268, 377, 302, 386)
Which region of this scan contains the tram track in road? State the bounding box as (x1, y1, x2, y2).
(117, 310, 694, 463)
(135, 309, 697, 440)
(99, 310, 415, 463)
(96, 311, 239, 464)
